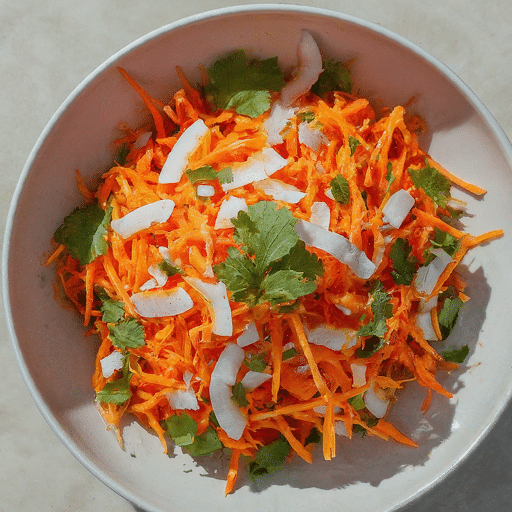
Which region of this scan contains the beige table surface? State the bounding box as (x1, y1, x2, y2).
(1, 1, 511, 511)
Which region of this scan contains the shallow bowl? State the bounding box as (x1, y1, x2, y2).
(3, 4, 512, 512)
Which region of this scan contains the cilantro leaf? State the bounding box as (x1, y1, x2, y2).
(185, 426, 223, 456)
(53, 204, 111, 265)
(356, 281, 392, 340)
(158, 259, 183, 277)
(355, 335, 386, 358)
(389, 238, 416, 286)
(441, 344, 469, 363)
(385, 162, 396, 193)
(95, 378, 132, 404)
(100, 299, 125, 324)
(260, 269, 317, 306)
(298, 111, 315, 123)
(438, 297, 464, 339)
(108, 317, 146, 350)
(244, 353, 267, 372)
(205, 51, 285, 118)
(214, 201, 323, 306)
(330, 175, 350, 204)
(408, 160, 451, 208)
(95, 355, 132, 405)
(115, 143, 129, 166)
(231, 382, 249, 407)
(348, 136, 360, 157)
(185, 165, 233, 186)
(248, 435, 291, 481)
(311, 59, 352, 97)
(164, 413, 198, 446)
(282, 346, 298, 360)
(304, 427, 322, 445)
(348, 394, 366, 411)
(430, 227, 460, 257)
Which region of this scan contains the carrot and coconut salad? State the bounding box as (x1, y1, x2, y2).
(47, 31, 502, 493)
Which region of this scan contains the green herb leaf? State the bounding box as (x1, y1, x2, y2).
(53, 204, 111, 266)
(430, 227, 460, 257)
(244, 353, 267, 372)
(408, 160, 451, 208)
(185, 165, 233, 186)
(205, 51, 285, 118)
(385, 162, 396, 193)
(231, 382, 249, 407)
(164, 413, 198, 446)
(214, 201, 323, 306)
(100, 299, 125, 324)
(348, 136, 360, 157)
(108, 317, 146, 350)
(185, 426, 223, 456)
(330, 175, 350, 204)
(158, 259, 183, 277)
(282, 346, 298, 360)
(348, 394, 366, 411)
(248, 435, 291, 481)
(355, 335, 386, 358)
(116, 143, 129, 166)
(298, 111, 315, 123)
(95, 378, 132, 404)
(438, 297, 464, 339)
(441, 344, 469, 363)
(356, 281, 392, 339)
(389, 238, 416, 286)
(304, 427, 322, 445)
(95, 355, 132, 405)
(311, 59, 352, 97)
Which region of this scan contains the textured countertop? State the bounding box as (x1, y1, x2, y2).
(1, 1, 511, 511)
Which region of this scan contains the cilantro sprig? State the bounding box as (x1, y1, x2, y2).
(356, 281, 392, 358)
(213, 201, 323, 307)
(205, 51, 286, 118)
(311, 59, 352, 97)
(408, 160, 451, 208)
(389, 238, 417, 286)
(53, 203, 111, 265)
(95, 354, 132, 405)
(164, 413, 223, 456)
(330, 175, 350, 204)
(248, 435, 291, 482)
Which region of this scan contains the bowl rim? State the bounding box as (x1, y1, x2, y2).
(3, 4, 512, 512)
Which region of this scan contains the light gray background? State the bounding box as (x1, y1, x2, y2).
(1, 1, 511, 511)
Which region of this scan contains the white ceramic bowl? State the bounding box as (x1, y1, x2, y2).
(3, 4, 512, 512)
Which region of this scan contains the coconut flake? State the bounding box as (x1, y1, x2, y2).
(100, 351, 124, 378)
(414, 249, 453, 295)
(131, 287, 193, 318)
(158, 119, 209, 184)
(382, 189, 415, 228)
(221, 147, 288, 192)
(210, 343, 246, 440)
(240, 371, 272, 391)
(310, 201, 330, 230)
(263, 101, 296, 145)
(254, 178, 306, 204)
(185, 277, 232, 336)
(111, 199, 175, 239)
(335, 304, 352, 316)
(298, 122, 327, 151)
(214, 196, 248, 229)
(281, 30, 323, 107)
(364, 385, 390, 418)
(167, 371, 199, 411)
(325, 188, 335, 200)
(196, 184, 216, 197)
(133, 131, 152, 149)
(294, 220, 376, 279)
(417, 295, 439, 340)
(350, 363, 367, 387)
(306, 324, 357, 351)
(237, 321, 260, 348)
(335, 421, 350, 437)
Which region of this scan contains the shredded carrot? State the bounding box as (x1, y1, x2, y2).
(48, 53, 503, 495)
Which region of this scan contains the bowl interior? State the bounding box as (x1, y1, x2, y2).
(4, 5, 512, 512)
